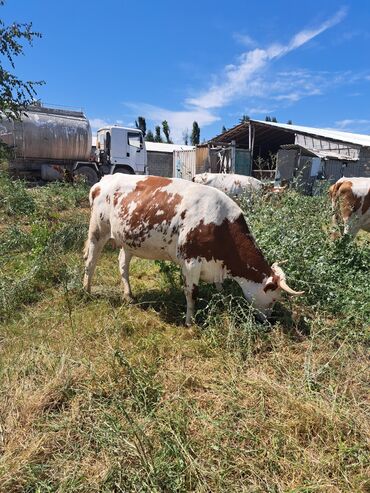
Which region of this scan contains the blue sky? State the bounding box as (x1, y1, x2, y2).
(3, 0, 370, 142)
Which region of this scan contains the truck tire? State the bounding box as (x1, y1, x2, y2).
(74, 166, 99, 186)
(113, 166, 134, 175)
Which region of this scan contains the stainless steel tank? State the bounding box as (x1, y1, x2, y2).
(0, 104, 92, 162)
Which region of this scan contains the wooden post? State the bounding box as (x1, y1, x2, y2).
(231, 140, 236, 174)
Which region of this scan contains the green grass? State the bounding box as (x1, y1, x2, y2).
(0, 174, 369, 492)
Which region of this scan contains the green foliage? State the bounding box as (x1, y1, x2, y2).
(240, 190, 370, 340)
(0, 171, 35, 214)
(0, 174, 88, 320)
(154, 125, 163, 143)
(135, 116, 146, 137)
(239, 114, 250, 123)
(181, 129, 189, 146)
(190, 121, 200, 145)
(145, 129, 154, 142)
(0, 1, 44, 118)
(162, 120, 172, 144)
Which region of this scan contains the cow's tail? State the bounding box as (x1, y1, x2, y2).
(328, 183, 342, 234)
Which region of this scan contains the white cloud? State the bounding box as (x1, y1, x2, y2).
(186, 8, 347, 110)
(124, 102, 220, 143)
(334, 119, 370, 133)
(89, 118, 110, 131)
(248, 107, 275, 115)
(89, 117, 135, 132)
(232, 33, 256, 47)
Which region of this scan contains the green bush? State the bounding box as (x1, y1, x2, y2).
(0, 172, 35, 215)
(241, 191, 370, 339)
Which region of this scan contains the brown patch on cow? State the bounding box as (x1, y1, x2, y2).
(117, 176, 181, 247)
(328, 183, 338, 199)
(362, 188, 370, 214)
(180, 214, 271, 284)
(113, 192, 122, 207)
(234, 180, 242, 187)
(180, 210, 187, 220)
(91, 186, 101, 202)
(105, 194, 111, 204)
(336, 181, 362, 219)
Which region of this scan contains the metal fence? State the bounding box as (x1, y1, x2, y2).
(173, 149, 196, 180)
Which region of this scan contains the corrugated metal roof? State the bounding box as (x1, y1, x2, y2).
(280, 144, 358, 161)
(253, 120, 370, 147)
(145, 142, 195, 153)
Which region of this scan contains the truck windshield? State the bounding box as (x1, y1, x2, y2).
(128, 132, 142, 148)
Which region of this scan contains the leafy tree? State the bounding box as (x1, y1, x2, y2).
(135, 116, 146, 137)
(239, 115, 250, 123)
(154, 125, 163, 143)
(162, 120, 172, 143)
(182, 128, 189, 145)
(222, 125, 227, 133)
(145, 129, 154, 142)
(265, 116, 272, 122)
(271, 116, 277, 123)
(190, 121, 200, 146)
(287, 119, 293, 125)
(0, 1, 44, 119)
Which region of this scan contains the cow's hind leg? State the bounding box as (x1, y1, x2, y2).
(118, 247, 134, 302)
(83, 218, 110, 293)
(182, 260, 201, 326)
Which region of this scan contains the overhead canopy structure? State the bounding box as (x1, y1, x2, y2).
(209, 119, 370, 159)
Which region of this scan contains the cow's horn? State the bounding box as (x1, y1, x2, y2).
(272, 260, 288, 267)
(278, 279, 304, 296)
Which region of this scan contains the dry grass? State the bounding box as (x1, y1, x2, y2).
(0, 178, 369, 492)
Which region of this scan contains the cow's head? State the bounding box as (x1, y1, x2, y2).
(236, 261, 304, 316)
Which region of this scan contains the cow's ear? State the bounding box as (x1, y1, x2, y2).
(264, 278, 278, 292)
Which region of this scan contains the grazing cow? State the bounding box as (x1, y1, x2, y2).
(84, 175, 303, 325)
(329, 177, 370, 237)
(192, 173, 263, 198)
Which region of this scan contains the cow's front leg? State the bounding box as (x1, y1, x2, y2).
(118, 247, 134, 302)
(182, 260, 201, 326)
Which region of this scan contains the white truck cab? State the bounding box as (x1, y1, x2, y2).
(96, 126, 147, 175)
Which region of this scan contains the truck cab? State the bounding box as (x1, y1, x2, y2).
(96, 126, 147, 175)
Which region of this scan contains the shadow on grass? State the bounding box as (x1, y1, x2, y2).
(270, 302, 311, 340)
(84, 281, 310, 341)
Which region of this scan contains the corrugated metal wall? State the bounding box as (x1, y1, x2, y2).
(173, 149, 196, 180)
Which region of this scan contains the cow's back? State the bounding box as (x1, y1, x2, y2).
(90, 175, 243, 261)
(193, 173, 262, 196)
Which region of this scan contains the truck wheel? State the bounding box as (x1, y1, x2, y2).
(113, 166, 134, 175)
(74, 166, 99, 186)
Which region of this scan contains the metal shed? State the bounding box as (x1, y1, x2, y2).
(210, 119, 370, 185)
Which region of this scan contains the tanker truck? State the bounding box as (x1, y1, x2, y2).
(0, 103, 147, 185)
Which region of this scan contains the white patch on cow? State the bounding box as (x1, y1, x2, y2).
(235, 276, 281, 314)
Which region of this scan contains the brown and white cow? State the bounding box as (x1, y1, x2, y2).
(192, 173, 263, 198)
(84, 175, 303, 325)
(329, 177, 370, 237)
